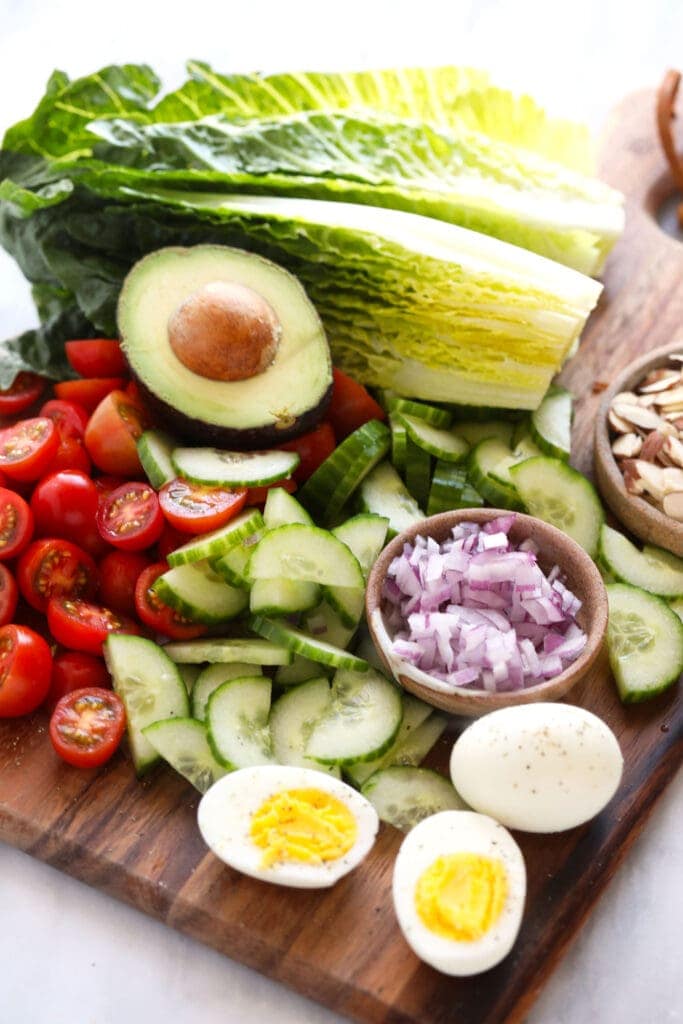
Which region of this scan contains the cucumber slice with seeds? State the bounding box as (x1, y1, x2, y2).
(192, 662, 263, 721)
(600, 526, 683, 597)
(531, 386, 572, 461)
(167, 508, 264, 567)
(171, 447, 299, 488)
(263, 487, 312, 529)
(332, 514, 388, 580)
(606, 583, 683, 702)
(510, 456, 603, 557)
(345, 693, 434, 786)
(163, 637, 292, 665)
(248, 523, 364, 588)
(249, 577, 320, 616)
(378, 391, 452, 428)
(468, 438, 522, 510)
(427, 462, 484, 516)
(361, 766, 465, 831)
(207, 675, 276, 768)
(143, 718, 228, 793)
(153, 560, 248, 624)
(358, 462, 425, 539)
(250, 615, 368, 670)
(270, 677, 340, 777)
(298, 420, 390, 523)
(137, 430, 176, 488)
(400, 414, 469, 463)
(305, 668, 403, 765)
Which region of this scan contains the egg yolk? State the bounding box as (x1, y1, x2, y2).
(415, 853, 507, 942)
(250, 787, 357, 867)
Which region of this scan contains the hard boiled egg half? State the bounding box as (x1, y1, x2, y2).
(393, 810, 526, 976)
(197, 764, 379, 888)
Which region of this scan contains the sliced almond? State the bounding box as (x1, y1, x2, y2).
(662, 491, 683, 520)
(653, 385, 683, 406)
(640, 430, 667, 462)
(668, 353, 683, 363)
(662, 466, 683, 493)
(612, 403, 670, 432)
(611, 433, 643, 458)
(608, 408, 633, 433)
(613, 391, 641, 406)
(639, 369, 682, 392)
(622, 459, 666, 501)
(661, 435, 683, 468)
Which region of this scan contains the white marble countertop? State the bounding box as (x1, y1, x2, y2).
(1, 2, 682, 1021)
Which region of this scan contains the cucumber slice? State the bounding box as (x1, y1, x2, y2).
(263, 487, 312, 529)
(511, 416, 533, 447)
(137, 430, 176, 488)
(378, 391, 452, 428)
(323, 586, 365, 629)
(142, 717, 228, 793)
(332, 514, 388, 580)
(454, 419, 514, 447)
(305, 668, 403, 765)
(510, 456, 604, 557)
(250, 615, 369, 670)
(390, 713, 449, 767)
(247, 523, 364, 588)
(358, 462, 425, 539)
(192, 662, 263, 721)
(531, 386, 572, 461)
(269, 677, 340, 777)
(606, 583, 683, 702)
(167, 508, 264, 567)
(361, 766, 465, 831)
(400, 414, 469, 463)
(427, 461, 484, 516)
(488, 432, 543, 489)
(301, 601, 358, 649)
(163, 637, 292, 665)
(171, 447, 299, 487)
(178, 664, 201, 694)
(599, 526, 683, 597)
(404, 436, 432, 509)
(153, 560, 248, 624)
(669, 597, 683, 623)
(275, 654, 331, 686)
(390, 414, 408, 474)
(212, 537, 259, 588)
(104, 635, 189, 775)
(207, 675, 276, 768)
(298, 420, 390, 523)
(468, 438, 522, 510)
(345, 692, 435, 786)
(249, 578, 320, 616)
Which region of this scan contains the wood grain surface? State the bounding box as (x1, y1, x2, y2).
(1, 88, 681, 1024)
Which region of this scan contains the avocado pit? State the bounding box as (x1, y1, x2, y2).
(168, 280, 282, 382)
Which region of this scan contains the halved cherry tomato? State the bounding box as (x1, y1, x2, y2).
(45, 651, 111, 712)
(246, 477, 298, 506)
(158, 478, 247, 535)
(0, 487, 34, 560)
(156, 522, 187, 561)
(17, 538, 98, 613)
(0, 417, 60, 482)
(52, 434, 93, 475)
(47, 597, 140, 655)
(49, 687, 125, 767)
(84, 390, 149, 476)
(65, 339, 128, 379)
(0, 564, 18, 626)
(135, 562, 207, 640)
(278, 421, 336, 483)
(0, 372, 45, 417)
(327, 368, 385, 440)
(39, 398, 90, 439)
(0, 624, 52, 717)
(97, 481, 163, 552)
(98, 550, 152, 616)
(54, 377, 126, 412)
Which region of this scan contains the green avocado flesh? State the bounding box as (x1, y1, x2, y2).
(117, 245, 332, 448)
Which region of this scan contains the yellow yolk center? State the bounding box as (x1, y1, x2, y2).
(415, 853, 508, 942)
(250, 788, 357, 868)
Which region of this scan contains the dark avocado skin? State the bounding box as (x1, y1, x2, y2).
(134, 372, 333, 450)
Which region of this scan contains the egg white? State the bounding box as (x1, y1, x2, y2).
(392, 810, 526, 976)
(197, 764, 379, 888)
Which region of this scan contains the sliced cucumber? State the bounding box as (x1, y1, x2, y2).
(378, 391, 452, 428)
(171, 447, 299, 487)
(454, 419, 514, 447)
(192, 662, 263, 721)
(178, 664, 201, 694)
(270, 677, 340, 777)
(207, 675, 276, 768)
(390, 414, 408, 474)
(531, 386, 572, 461)
(250, 615, 369, 670)
(345, 692, 435, 786)
(249, 577, 320, 616)
(427, 461, 484, 516)
(301, 601, 358, 649)
(606, 583, 683, 702)
(212, 539, 257, 588)
(404, 436, 432, 509)
(600, 526, 683, 598)
(167, 508, 264, 567)
(323, 586, 365, 629)
(104, 635, 189, 775)
(298, 420, 390, 523)
(305, 668, 403, 766)
(163, 637, 292, 666)
(332, 514, 389, 580)
(142, 717, 228, 793)
(670, 597, 683, 623)
(137, 430, 176, 488)
(263, 487, 312, 529)
(247, 523, 364, 588)
(153, 560, 248, 624)
(468, 438, 522, 510)
(400, 414, 469, 463)
(390, 713, 449, 767)
(358, 461, 425, 539)
(510, 456, 604, 557)
(274, 654, 331, 686)
(361, 766, 465, 831)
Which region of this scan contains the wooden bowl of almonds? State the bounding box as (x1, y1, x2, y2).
(595, 340, 683, 556)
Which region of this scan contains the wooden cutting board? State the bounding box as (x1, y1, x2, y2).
(1, 88, 681, 1024)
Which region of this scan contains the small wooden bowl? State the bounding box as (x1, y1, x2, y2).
(365, 508, 607, 717)
(594, 340, 683, 556)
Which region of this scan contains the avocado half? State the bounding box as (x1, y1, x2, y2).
(117, 245, 333, 449)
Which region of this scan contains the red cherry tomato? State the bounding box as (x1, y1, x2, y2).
(51, 434, 93, 475)
(246, 477, 298, 506)
(0, 417, 60, 482)
(31, 469, 100, 541)
(65, 339, 128, 379)
(17, 538, 98, 613)
(96, 481, 164, 552)
(98, 549, 152, 616)
(85, 390, 149, 476)
(0, 372, 45, 417)
(0, 624, 52, 717)
(47, 597, 140, 655)
(39, 398, 90, 439)
(94, 476, 127, 500)
(0, 487, 34, 560)
(0, 564, 18, 626)
(156, 522, 187, 561)
(45, 651, 111, 712)
(327, 368, 385, 440)
(54, 377, 126, 412)
(134, 562, 207, 640)
(49, 687, 125, 768)
(278, 422, 336, 483)
(158, 478, 247, 535)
